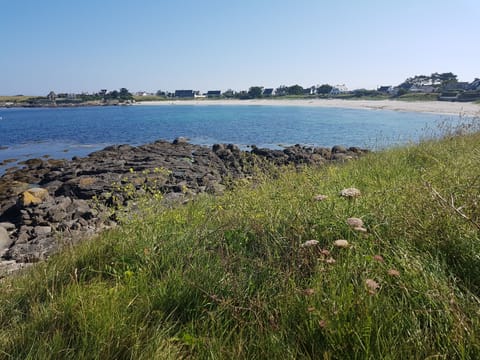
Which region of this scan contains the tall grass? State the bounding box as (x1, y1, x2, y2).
(1, 126, 480, 358)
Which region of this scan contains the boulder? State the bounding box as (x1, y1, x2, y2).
(34, 226, 52, 236)
(0, 222, 15, 231)
(17, 188, 50, 207)
(332, 145, 347, 154)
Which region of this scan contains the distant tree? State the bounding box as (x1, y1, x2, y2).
(287, 84, 304, 96)
(275, 85, 287, 96)
(432, 72, 458, 88)
(109, 90, 119, 99)
(398, 75, 428, 90)
(316, 84, 333, 94)
(353, 89, 379, 97)
(223, 89, 235, 98)
(156, 90, 166, 97)
(119, 88, 133, 100)
(396, 88, 408, 97)
(237, 90, 249, 99)
(248, 86, 263, 99)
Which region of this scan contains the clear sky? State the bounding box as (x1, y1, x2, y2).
(1, 0, 479, 95)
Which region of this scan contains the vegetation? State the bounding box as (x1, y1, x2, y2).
(396, 93, 440, 102)
(247, 86, 264, 99)
(399, 72, 458, 90)
(0, 95, 39, 104)
(1, 120, 480, 358)
(133, 95, 167, 102)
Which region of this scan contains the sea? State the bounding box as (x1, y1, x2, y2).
(0, 105, 454, 174)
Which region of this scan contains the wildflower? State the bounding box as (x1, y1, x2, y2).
(301, 240, 319, 248)
(333, 239, 349, 248)
(314, 194, 328, 201)
(365, 279, 379, 294)
(325, 257, 336, 264)
(303, 288, 315, 296)
(340, 187, 361, 198)
(320, 249, 331, 256)
(347, 217, 364, 228)
(388, 269, 400, 277)
(354, 226, 368, 233)
(373, 255, 384, 263)
(319, 320, 327, 328)
(307, 307, 316, 313)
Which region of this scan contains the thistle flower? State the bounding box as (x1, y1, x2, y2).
(365, 279, 379, 294)
(388, 269, 400, 277)
(340, 188, 361, 198)
(303, 288, 315, 296)
(301, 240, 319, 248)
(347, 217, 364, 228)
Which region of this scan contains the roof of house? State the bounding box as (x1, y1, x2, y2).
(377, 86, 392, 92)
(175, 90, 195, 97)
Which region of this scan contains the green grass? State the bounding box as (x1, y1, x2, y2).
(1, 125, 480, 358)
(132, 95, 168, 102)
(0, 95, 39, 103)
(397, 93, 440, 101)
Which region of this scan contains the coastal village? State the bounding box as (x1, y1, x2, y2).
(1, 72, 480, 107)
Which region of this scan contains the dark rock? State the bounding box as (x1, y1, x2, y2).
(332, 145, 347, 154)
(173, 137, 189, 145)
(34, 226, 52, 236)
(212, 144, 225, 152)
(70, 199, 96, 220)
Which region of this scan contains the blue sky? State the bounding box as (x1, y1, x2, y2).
(1, 0, 479, 95)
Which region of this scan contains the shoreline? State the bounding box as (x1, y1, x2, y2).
(0, 139, 368, 275)
(135, 98, 480, 116)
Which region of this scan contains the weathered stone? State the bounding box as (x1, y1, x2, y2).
(206, 182, 226, 195)
(34, 226, 52, 236)
(17, 187, 50, 207)
(0, 222, 15, 231)
(16, 231, 29, 244)
(0, 227, 13, 255)
(332, 145, 347, 154)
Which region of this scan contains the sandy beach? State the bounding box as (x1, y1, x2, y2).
(136, 99, 480, 117)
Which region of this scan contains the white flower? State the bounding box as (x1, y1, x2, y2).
(313, 194, 328, 201)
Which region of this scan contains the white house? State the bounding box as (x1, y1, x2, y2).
(330, 84, 349, 95)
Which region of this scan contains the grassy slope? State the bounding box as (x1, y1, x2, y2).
(1, 130, 480, 359)
(0, 96, 38, 103)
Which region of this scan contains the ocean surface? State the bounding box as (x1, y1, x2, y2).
(0, 105, 453, 173)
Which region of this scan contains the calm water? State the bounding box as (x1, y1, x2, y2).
(0, 105, 452, 172)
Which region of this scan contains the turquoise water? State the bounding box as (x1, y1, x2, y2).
(0, 105, 451, 170)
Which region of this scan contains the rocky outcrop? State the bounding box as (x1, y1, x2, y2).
(0, 138, 368, 276)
